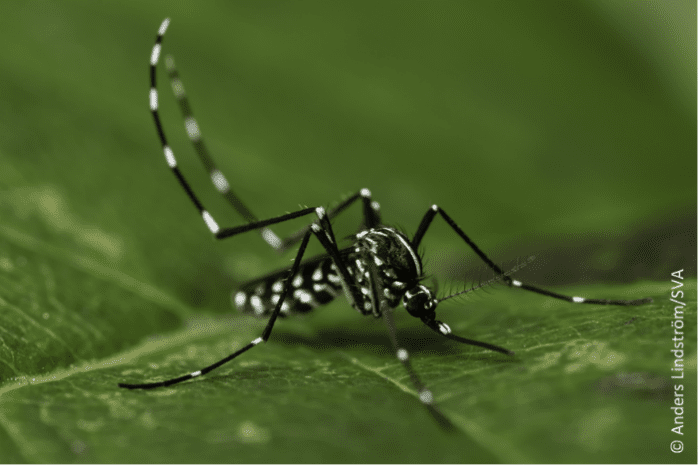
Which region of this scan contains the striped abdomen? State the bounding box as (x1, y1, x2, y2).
(233, 253, 344, 317)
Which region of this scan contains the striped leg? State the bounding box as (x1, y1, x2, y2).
(278, 188, 382, 252)
(118, 230, 313, 389)
(362, 259, 454, 428)
(119, 208, 362, 389)
(152, 19, 381, 253)
(412, 205, 653, 306)
(150, 18, 281, 249)
(382, 306, 454, 429)
(421, 319, 513, 355)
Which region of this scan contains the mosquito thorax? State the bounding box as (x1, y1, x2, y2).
(120, 18, 652, 429)
(354, 228, 421, 274)
(402, 284, 437, 319)
(349, 227, 424, 316)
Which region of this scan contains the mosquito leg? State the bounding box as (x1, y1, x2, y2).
(412, 205, 652, 305)
(150, 19, 282, 249)
(278, 188, 382, 252)
(120, 207, 365, 389)
(119, 229, 314, 389)
(382, 307, 454, 429)
(162, 53, 282, 250)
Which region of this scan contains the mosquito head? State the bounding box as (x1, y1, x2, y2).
(402, 284, 438, 320)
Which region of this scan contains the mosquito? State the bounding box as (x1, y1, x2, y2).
(119, 18, 652, 428)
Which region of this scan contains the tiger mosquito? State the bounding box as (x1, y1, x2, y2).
(119, 18, 653, 428)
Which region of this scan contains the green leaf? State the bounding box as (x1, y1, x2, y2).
(0, 280, 694, 463)
(0, 0, 694, 463)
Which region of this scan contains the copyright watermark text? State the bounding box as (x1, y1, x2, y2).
(669, 269, 687, 453)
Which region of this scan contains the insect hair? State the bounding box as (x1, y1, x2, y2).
(437, 255, 536, 303)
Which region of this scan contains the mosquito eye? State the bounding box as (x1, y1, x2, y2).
(120, 17, 652, 428)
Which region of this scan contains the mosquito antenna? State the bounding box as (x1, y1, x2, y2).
(123, 19, 654, 431)
(437, 255, 535, 303)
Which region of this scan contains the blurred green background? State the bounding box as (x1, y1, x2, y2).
(0, 0, 695, 463)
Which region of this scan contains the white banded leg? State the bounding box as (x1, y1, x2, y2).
(119, 208, 362, 389)
(118, 335, 266, 389)
(120, 228, 314, 390)
(308, 207, 365, 310)
(412, 204, 652, 306)
(382, 306, 454, 429)
(149, 18, 281, 249)
(278, 187, 382, 252)
(358, 259, 453, 428)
